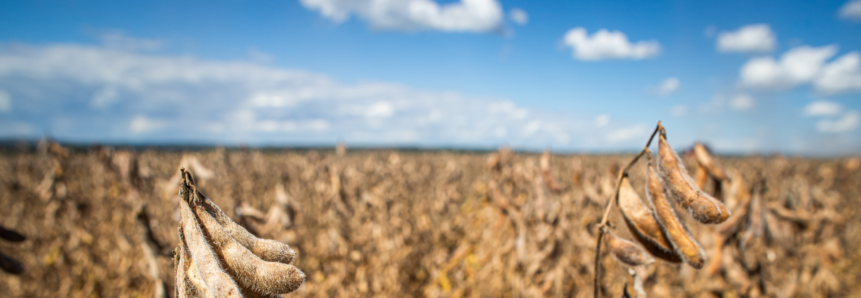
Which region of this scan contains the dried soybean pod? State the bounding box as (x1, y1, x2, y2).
(617, 176, 681, 263)
(185, 257, 212, 298)
(694, 165, 709, 189)
(179, 198, 243, 298)
(192, 197, 306, 294)
(704, 232, 724, 276)
(726, 171, 750, 210)
(718, 176, 752, 235)
(657, 135, 729, 224)
(177, 228, 207, 298)
(646, 163, 706, 269)
(198, 191, 296, 265)
(540, 150, 563, 193)
(740, 190, 764, 251)
(748, 190, 763, 236)
(604, 230, 655, 267)
(693, 143, 728, 181)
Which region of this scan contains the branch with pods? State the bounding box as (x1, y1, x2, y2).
(593, 121, 734, 298)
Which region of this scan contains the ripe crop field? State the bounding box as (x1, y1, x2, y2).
(1, 145, 860, 297)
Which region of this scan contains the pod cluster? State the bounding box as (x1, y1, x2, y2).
(608, 129, 732, 270)
(175, 169, 305, 298)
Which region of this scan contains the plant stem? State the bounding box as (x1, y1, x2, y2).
(593, 121, 662, 298)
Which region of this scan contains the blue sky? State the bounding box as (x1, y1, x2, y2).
(1, 0, 860, 155)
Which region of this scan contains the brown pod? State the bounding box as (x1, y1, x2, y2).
(694, 165, 709, 189)
(198, 191, 296, 265)
(540, 150, 563, 193)
(657, 135, 729, 224)
(185, 258, 213, 298)
(728, 172, 751, 208)
(748, 191, 763, 236)
(693, 143, 728, 181)
(617, 176, 681, 263)
(192, 199, 306, 295)
(604, 230, 655, 267)
(179, 199, 243, 297)
(487, 180, 510, 210)
(717, 174, 753, 236)
(176, 230, 207, 298)
(646, 163, 706, 269)
(740, 190, 764, 250)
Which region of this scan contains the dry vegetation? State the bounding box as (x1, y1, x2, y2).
(0, 141, 859, 297)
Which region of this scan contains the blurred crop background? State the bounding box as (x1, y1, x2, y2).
(1, 0, 861, 297)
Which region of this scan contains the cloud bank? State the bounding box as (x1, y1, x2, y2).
(0, 35, 853, 154)
(0, 41, 633, 148)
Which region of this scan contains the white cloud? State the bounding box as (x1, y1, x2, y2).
(717, 24, 776, 53)
(655, 77, 680, 96)
(0, 41, 595, 147)
(739, 45, 838, 90)
(509, 8, 528, 25)
(839, 0, 861, 21)
(815, 51, 861, 94)
(298, 0, 504, 33)
(671, 105, 687, 116)
(607, 124, 648, 143)
(129, 115, 166, 134)
(817, 110, 859, 133)
(803, 101, 858, 133)
(0, 89, 10, 112)
(739, 45, 861, 94)
(561, 27, 661, 61)
(803, 101, 842, 117)
(366, 101, 394, 118)
(594, 114, 610, 127)
(730, 94, 754, 111)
